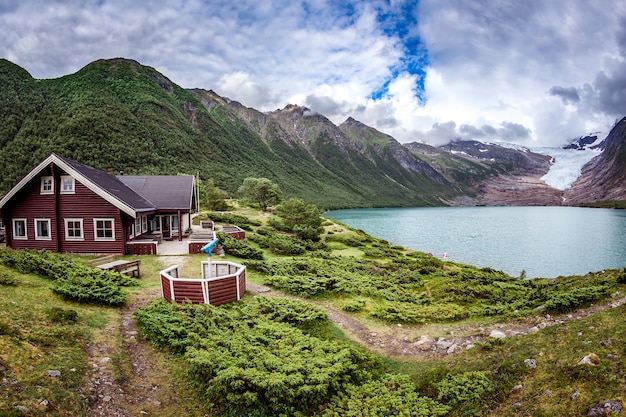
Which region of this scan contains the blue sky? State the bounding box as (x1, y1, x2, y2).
(2, 0, 626, 146)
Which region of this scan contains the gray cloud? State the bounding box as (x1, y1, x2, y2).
(548, 86, 580, 105)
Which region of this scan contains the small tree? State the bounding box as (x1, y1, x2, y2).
(237, 177, 282, 211)
(205, 178, 229, 211)
(270, 197, 324, 241)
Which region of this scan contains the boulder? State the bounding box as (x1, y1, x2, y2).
(524, 359, 537, 369)
(489, 330, 507, 339)
(587, 400, 623, 417)
(577, 353, 601, 366)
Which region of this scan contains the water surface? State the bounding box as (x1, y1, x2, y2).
(326, 206, 626, 278)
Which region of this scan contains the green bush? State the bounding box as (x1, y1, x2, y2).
(617, 268, 626, 284)
(372, 302, 468, 324)
(268, 234, 306, 255)
(436, 371, 495, 416)
(0, 269, 18, 286)
(135, 297, 385, 417)
(199, 211, 262, 227)
(217, 233, 264, 260)
(0, 248, 135, 305)
(322, 374, 449, 417)
(544, 285, 610, 313)
(343, 299, 366, 312)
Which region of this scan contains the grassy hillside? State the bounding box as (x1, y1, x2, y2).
(0, 58, 457, 209)
(5, 202, 625, 415)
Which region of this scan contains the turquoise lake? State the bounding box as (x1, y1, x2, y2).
(325, 206, 626, 278)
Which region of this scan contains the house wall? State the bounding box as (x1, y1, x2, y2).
(5, 170, 127, 253)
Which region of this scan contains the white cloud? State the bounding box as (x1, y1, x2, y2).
(1, 0, 626, 147)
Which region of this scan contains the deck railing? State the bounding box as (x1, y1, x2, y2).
(160, 261, 246, 306)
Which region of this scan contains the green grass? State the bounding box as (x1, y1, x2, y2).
(0, 269, 112, 415)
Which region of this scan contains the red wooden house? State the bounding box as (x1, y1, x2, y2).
(0, 153, 197, 254)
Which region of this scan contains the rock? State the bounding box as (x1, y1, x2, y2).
(15, 405, 29, 413)
(587, 400, 623, 417)
(571, 390, 582, 401)
(103, 395, 112, 402)
(46, 370, 61, 377)
(606, 354, 616, 360)
(524, 359, 537, 369)
(446, 344, 458, 354)
(600, 340, 611, 346)
(511, 384, 523, 392)
(414, 335, 431, 345)
(489, 330, 507, 339)
(577, 353, 601, 366)
(40, 399, 49, 407)
(528, 326, 540, 333)
(533, 305, 545, 312)
(436, 338, 453, 350)
(100, 357, 112, 363)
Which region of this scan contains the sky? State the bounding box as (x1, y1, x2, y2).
(2, 0, 626, 147)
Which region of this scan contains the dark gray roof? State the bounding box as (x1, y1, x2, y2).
(57, 155, 156, 212)
(117, 175, 195, 210)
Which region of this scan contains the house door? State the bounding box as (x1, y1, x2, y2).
(161, 216, 171, 239)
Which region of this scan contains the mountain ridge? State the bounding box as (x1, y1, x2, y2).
(0, 58, 624, 207)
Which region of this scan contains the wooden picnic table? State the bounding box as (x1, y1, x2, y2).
(96, 259, 141, 277)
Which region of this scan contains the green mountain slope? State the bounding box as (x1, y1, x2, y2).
(0, 58, 459, 208)
(1, 57, 624, 207)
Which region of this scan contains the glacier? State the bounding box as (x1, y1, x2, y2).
(532, 147, 600, 190)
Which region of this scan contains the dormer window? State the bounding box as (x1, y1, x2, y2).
(60, 175, 75, 194)
(40, 176, 54, 194)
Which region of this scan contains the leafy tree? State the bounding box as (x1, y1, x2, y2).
(237, 177, 282, 211)
(270, 197, 324, 241)
(205, 178, 229, 211)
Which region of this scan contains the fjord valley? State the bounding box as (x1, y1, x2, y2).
(1, 58, 626, 417)
(1, 57, 625, 209)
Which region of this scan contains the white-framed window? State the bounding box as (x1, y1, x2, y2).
(135, 218, 141, 236)
(64, 218, 84, 241)
(40, 176, 54, 194)
(13, 218, 27, 240)
(35, 219, 51, 240)
(60, 175, 75, 194)
(141, 216, 148, 233)
(171, 215, 179, 232)
(94, 218, 115, 241)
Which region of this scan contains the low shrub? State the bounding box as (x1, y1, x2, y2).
(268, 234, 306, 255)
(322, 374, 449, 417)
(544, 285, 610, 313)
(372, 302, 468, 324)
(0, 248, 135, 305)
(435, 371, 495, 416)
(200, 212, 262, 227)
(217, 233, 264, 260)
(136, 297, 386, 417)
(343, 299, 366, 312)
(0, 269, 17, 286)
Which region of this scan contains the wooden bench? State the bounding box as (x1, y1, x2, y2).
(96, 259, 141, 278)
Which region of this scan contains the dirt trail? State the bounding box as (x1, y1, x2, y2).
(247, 283, 626, 357)
(84, 256, 184, 417)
